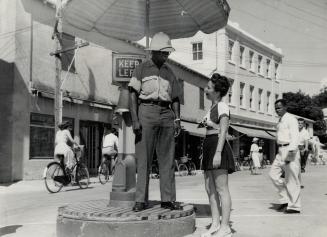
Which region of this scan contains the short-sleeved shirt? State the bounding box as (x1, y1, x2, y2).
(298, 128, 310, 146)
(202, 102, 230, 133)
(102, 133, 118, 150)
(128, 59, 181, 102)
(276, 112, 299, 151)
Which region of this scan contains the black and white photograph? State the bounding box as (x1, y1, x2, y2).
(1, 0, 327, 236)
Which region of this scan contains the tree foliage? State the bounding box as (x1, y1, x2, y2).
(282, 91, 326, 142)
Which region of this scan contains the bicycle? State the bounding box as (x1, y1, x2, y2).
(98, 153, 117, 184)
(43, 145, 89, 193)
(176, 156, 197, 176)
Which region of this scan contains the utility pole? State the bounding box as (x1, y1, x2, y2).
(54, 0, 63, 132)
(52, 0, 89, 133)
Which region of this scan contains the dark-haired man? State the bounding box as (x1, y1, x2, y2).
(270, 99, 301, 214)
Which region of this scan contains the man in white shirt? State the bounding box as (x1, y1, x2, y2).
(269, 99, 301, 214)
(298, 118, 310, 173)
(102, 126, 119, 173)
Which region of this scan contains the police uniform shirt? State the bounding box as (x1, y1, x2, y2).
(128, 59, 181, 102)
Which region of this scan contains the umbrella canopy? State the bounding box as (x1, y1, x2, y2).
(61, 0, 230, 41)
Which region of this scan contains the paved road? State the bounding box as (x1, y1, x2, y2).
(1, 165, 327, 237)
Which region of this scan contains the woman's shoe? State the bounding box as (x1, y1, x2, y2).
(200, 226, 220, 237)
(212, 227, 232, 237)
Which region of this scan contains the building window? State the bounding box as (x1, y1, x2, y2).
(258, 55, 263, 74)
(228, 79, 234, 104)
(258, 89, 263, 112)
(192, 42, 203, 60)
(249, 85, 254, 109)
(228, 40, 234, 61)
(199, 87, 204, 110)
(179, 79, 184, 105)
(275, 63, 279, 79)
(266, 59, 271, 78)
(240, 82, 245, 107)
(266, 91, 271, 113)
(240, 46, 245, 66)
(61, 33, 76, 73)
(249, 51, 254, 70)
(30, 113, 74, 159)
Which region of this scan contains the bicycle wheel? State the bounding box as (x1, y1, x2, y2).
(98, 162, 110, 184)
(178, 164, 188, 176)
(76, 163, 89, 189)
(188, 162, 197, 175)
(44, 162, 64, 193)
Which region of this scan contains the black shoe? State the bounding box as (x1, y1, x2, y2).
(133, 202, 147, 212)
(277, 203, 288, 211)
(161, 202, 182, 210)
(301, 168, 305, 173)
(284, 209, 300, 214)
(301, 185, 304, 189)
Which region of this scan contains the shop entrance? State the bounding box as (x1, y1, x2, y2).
(79, 121, 106, 175)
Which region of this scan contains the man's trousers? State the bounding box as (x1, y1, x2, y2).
(269, 146, 301, 211)
(135, 103, 176, 203)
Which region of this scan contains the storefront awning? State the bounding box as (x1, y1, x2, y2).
(181, 121, 206, 138)
(230, 125, 276, 140)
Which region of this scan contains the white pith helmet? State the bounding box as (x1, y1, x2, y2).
(146, 32, 175, 52)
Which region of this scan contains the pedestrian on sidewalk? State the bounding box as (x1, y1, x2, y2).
(128, 32, 182, 212)
(269, 99, 301, 214)
(298, 118, 310, 173)
(199, 73, 235, 237)
(250, 137, 261, 175)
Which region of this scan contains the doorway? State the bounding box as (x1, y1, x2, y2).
(79, 121, 105, 175)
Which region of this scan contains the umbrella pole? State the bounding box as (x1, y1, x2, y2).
(145, 0, 150, 59)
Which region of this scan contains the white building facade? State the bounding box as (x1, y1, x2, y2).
(171, 22, 284, 161)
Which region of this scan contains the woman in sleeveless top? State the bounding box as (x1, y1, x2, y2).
(200, 73, 235, 237)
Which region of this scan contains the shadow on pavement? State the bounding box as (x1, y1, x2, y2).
(269, 203, 285, 212)
(0, 225, 23, 236)
(0, 181, 19, 187)
(62, 186, 94, 192)
(192, 203, 211, 218)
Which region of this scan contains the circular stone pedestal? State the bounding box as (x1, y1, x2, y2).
(57, 199, 195, 237)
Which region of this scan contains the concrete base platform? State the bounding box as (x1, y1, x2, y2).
(57, 199, 195, 237)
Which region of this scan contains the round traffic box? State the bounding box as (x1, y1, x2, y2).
(57, 199, 195, 237)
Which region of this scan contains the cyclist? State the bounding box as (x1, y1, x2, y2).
(54, 121, 79, 170)
(101, 125, 118, 174)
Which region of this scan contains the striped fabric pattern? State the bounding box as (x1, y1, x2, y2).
(62, 0, 230, 41)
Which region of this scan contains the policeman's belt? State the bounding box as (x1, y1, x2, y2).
(140, 100, 171, 108)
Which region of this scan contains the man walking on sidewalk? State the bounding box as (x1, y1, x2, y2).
(270, 99, 301, 214)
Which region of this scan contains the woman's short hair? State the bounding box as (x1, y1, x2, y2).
(210, 73, 230, 97)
